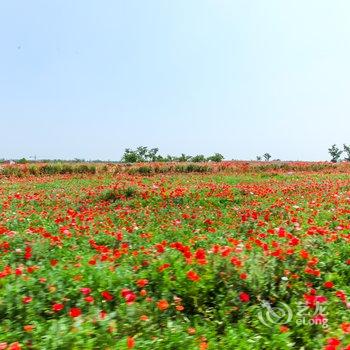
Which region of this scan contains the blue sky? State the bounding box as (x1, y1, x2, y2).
(1, 1, 350, 161)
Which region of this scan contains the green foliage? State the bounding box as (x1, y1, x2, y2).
(190, 155, 206, 163)
(121, 146, 161, 163)
(207, 153, 224, 162)
(38, 164, 96, 175)
(176, 153, 192, 162)
(263, 153, 271, 161)
(343, 144, 350, 162)
(97, 186, 138, 202)
(174, 164, 211, 173)
(328, 144, 342, 163)
(17, 158, 27, 164)
(121, 147, 225, 163)
(121, 148, 139, 163)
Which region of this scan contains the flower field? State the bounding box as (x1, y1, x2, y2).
(0, 163, 350, 349)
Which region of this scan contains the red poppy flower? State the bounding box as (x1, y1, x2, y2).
(84, 296, 94, 303)
(52, 303, 64, 312)
(239, 273, 248, 280)
(239, 292, 250, 302)
(323, 281, 334, 289)
(50, 259, 58, 267)
(158, 263, 170, 272)
(23, 325, 34, 332)
(279, 325, 289, 333)
(326, 338, 341, 347)
(187, 270, 200, 282)
(121, 289, 136, 304)
(127, 336, 135, 349)
(341, 322, 350, 334)
(99, 310, 107, 319)
(22, 296, 32, 304)
(101, 291, 114, 301)
(80, 287, 91, 295)
(157, 299, 169, 311)
(8, 343, 22, 350)
(69, 307, 82, 318)
(136, 279, 149, 288)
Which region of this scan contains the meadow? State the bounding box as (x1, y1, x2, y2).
(0, 162, 349, 349)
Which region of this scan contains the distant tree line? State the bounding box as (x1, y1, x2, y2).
(121, 146, 224, 163)
(7, 144, 350, 164)
(0, 158, 113, 164)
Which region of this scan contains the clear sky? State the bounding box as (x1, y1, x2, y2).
(1, 1, 350, 161)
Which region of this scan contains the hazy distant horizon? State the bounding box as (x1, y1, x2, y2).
(2, 1, 350, 161)
(0, 154, 338, 163)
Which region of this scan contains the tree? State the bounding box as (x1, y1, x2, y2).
(146, 148, 159, 162)
(121, 146, 160, 163)
(328, 144, 342, 163)
(17, 158, 27, 164)
(136, 146, 148, 161)
(121, 148, 139, 163)
(165, 155, 175, 162)
(177, 153, 192, 162)
(191, 155, 206, 163)
(207, 153, 224, 162)
(121, 147, 225, 163)
(263, 153, 271, 161)
(256, 156, 262, 161)
(343, 144, 350, 162)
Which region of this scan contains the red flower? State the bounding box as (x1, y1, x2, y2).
(316, 295, 327, 303)
(239, 292, 250, 302)
(50, 259, 58, 267)
(101, 291, 114, 301)
(239, 273, 248, 280)
(127, 336, 135, 349)
(279, 325, 289, 333)
(22, 296, 32, 304)
(23, 325, 34, 332)
(24, 246, 32, 260)
(52, 303, 64, 312)
(200, 342, 208, 350)
(99, 310, 107, 319)
(80, 287, 91, 295)
(335, 290, 346, 302)
(136, 279, 149, 288)
(326, 337, 341, 347)
(157, 299, 169, 311)
(85, 296, 94, 303)
(230, 256, 242, 267)
(121, 289, 136, 304)
(187, 270, 200, 282)
(195, 248, 206, 260)
(8, 343, 22, 350)
(312, 314, 327, 325)
(323, 281, 334, 289)
(158, 263, 170, 272)
(69, 307, 82, 318)
(341, 322, 350, 334)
